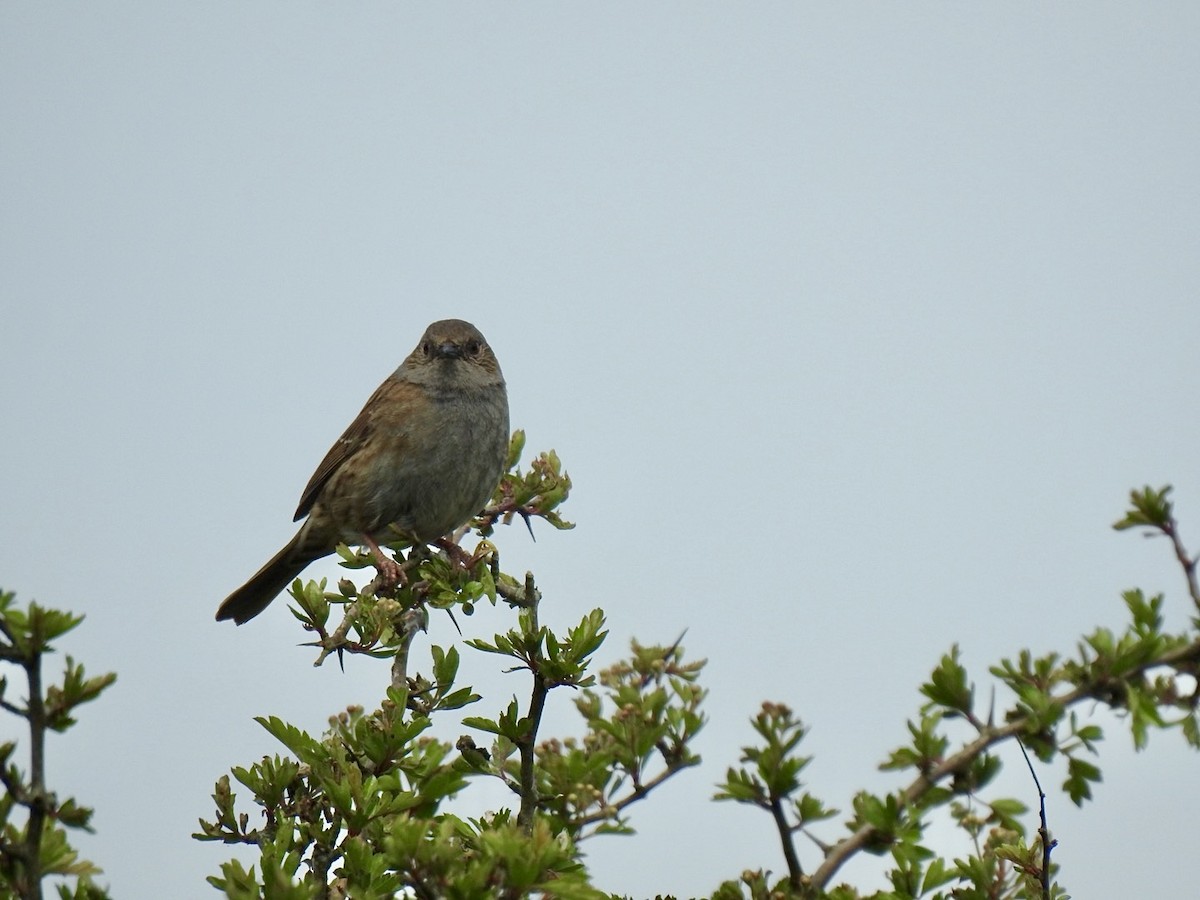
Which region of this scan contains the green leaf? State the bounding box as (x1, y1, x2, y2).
(255, 716, 324, 765)
(1123, 589, 1164, 632)
(1064, 756, 1102, 805)
(432, 644, 460, 687)
(1113, 485, 1173, 531)
(923, 856, 955, 892)
(988, 796, 1028, 832)
(462, 716, 502, 736)
(505, 429, 526, 470)
(920, 646, 974, 716)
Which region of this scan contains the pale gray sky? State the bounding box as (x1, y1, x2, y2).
(2, 4, 1198, 897)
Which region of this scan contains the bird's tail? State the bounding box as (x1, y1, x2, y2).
(216, 532, 321, 625)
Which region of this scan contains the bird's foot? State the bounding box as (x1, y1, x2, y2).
(434, 536, 476, 569)
(363, 534, 406, 590)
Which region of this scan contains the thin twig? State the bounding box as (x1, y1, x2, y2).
(571, 761, 690, 830)
(1162, 519, 1200, 610)
(0, 697, 25, 719)
(312, 601, 360, 668)
(1016, 737, 1055, 900)
(0, 645, 25, 663)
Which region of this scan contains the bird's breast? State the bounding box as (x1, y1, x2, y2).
(320, 384, 508, 543)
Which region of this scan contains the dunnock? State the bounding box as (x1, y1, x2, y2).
(216, 319, 509, 625)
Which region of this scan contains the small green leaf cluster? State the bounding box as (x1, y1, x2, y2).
(195, 621, 627, 896)
(478, 430, 575, 536)
(196, 676, 599, 896)
(716, 701, 836, 830)
(537, 638, 706, 838)
(0, 590, 116, 900)
(465, 606, 606, 688)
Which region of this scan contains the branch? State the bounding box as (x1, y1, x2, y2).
(515, 572, 545, 834)
(813, 498, 1200, 890)
(0, 644, 24, 664)
(0, 697, 25, 718)
(516, 673, 547, 833)
(811, 636, 1200, 889)
(571, 760, 688, 830)
(496, 571, 540, 610)
(770, 795, 804, 887)
(390, 606, 429, 691)
(23, 640, 45, 900)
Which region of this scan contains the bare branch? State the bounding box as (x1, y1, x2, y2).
(1017, 737, 1056, 900)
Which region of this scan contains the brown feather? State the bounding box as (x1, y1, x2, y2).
(293, 388, 381, 521)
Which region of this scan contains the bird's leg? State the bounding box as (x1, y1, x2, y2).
(362, 534, 404, 587)
(434, 536, 474, 569)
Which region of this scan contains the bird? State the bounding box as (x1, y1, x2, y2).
(216, 319, 509, 625)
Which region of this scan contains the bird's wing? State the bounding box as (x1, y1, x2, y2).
(292, 383, 384, 521)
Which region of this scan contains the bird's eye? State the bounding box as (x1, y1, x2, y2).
(466, 340, 482, 356)
(421, 341, 432, 356)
